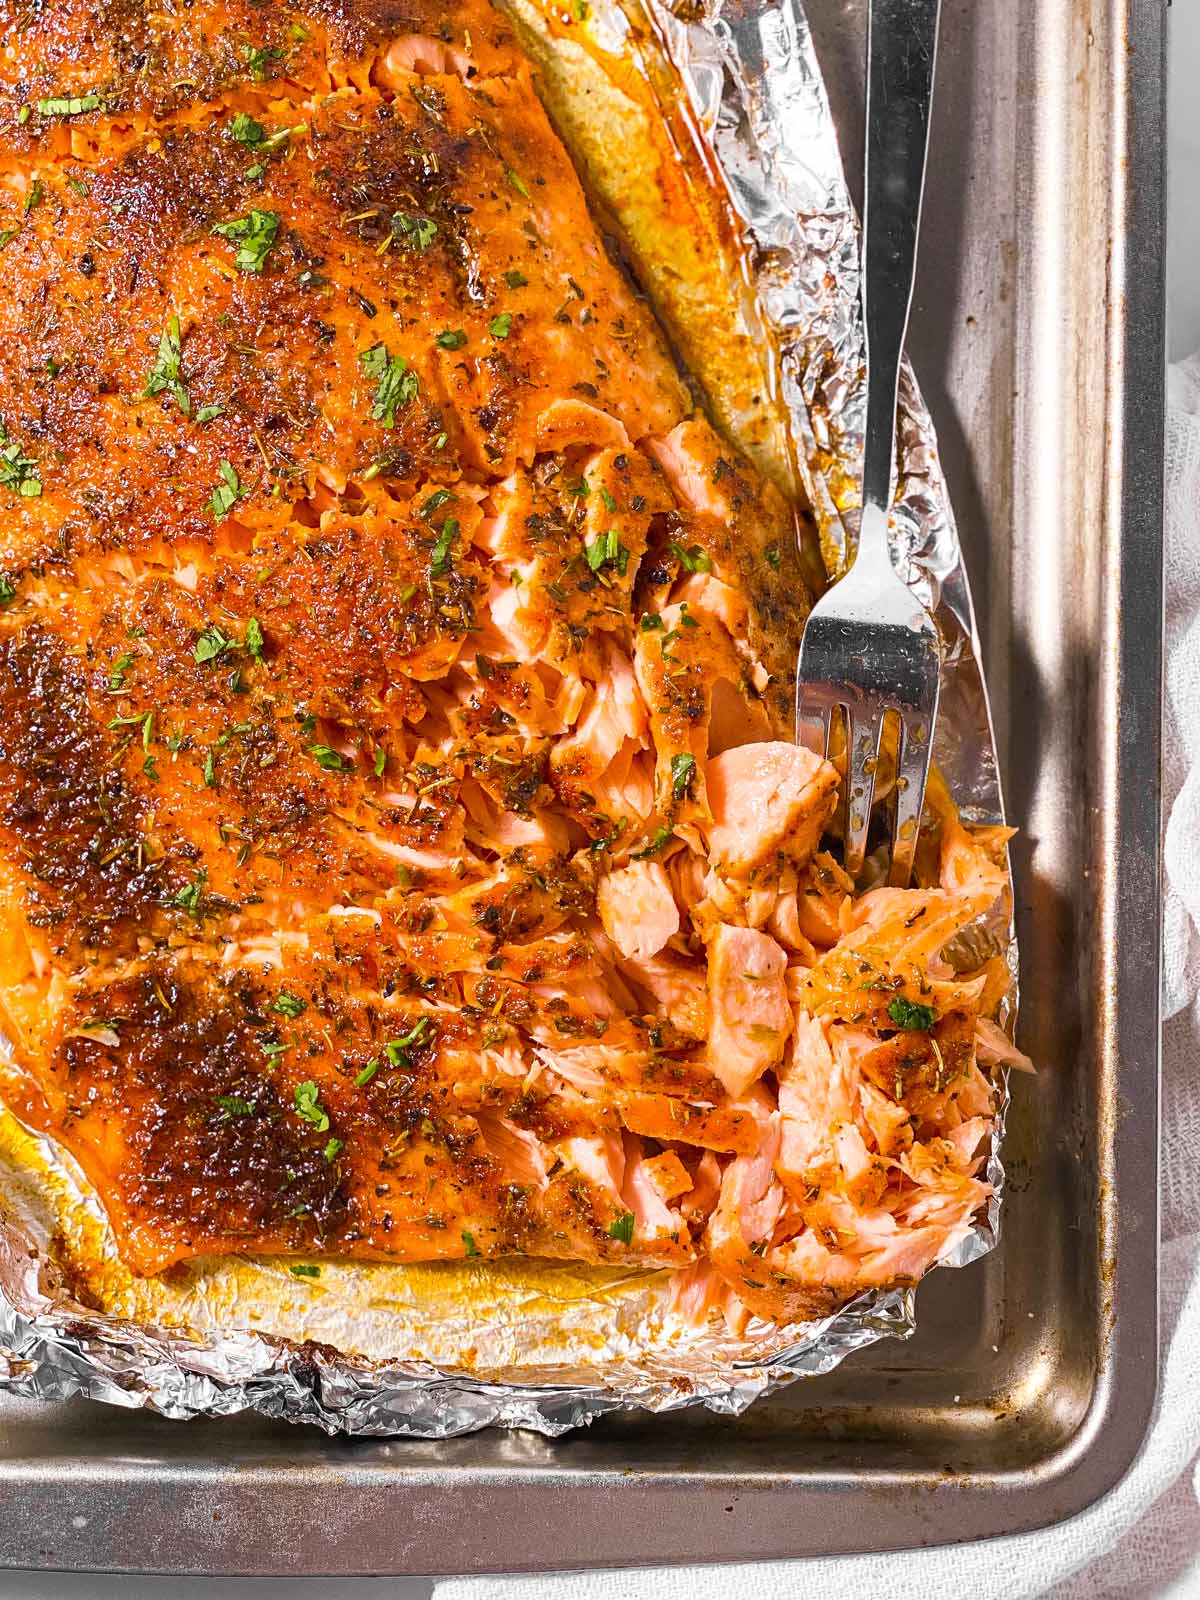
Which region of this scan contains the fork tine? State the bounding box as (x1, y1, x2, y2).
(795, 692, 833, 762)
(888, 707, 935, 887)
(842, 708, 886, 881)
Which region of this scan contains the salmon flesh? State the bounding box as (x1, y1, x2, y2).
(0, 0, 1024, 1328)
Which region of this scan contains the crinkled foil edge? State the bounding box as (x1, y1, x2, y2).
(0, 0, 1012, 1437)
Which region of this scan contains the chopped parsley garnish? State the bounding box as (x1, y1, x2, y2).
(0, 576, 16, 607)
(228, 113, 304, 157)
(435, 328, 467, 349)
(293, 1079, 329, 1132)
(429, 518, 458, 576)
(37, 95, 103, 117)
(208, 459, 246, 518)
(505, 167, 530, 199)
(632, 825, 672, 860)
(669, 540, 713, 574)
(23, 179, 43, 216)
(608, 1211, 634, 1244)
(420, 488, 455, 518)
(196, 402, 225, 424)
(194, 624, 233, 664)
(359, 343, 418, 427)
(887, 996, 936, 1032)
(143, 314, 190, 415)
(202, 748, 217, 787)
(323, 1137, 343, 1162)
(670, 752, 696, 799)
(290, 1263, 320, 1278)
(584, 528, 629, 576)
(0, 229, 18, 251)
(211, 208, 280, 273)
(273, 992, 307, 1019)
(243, 43, 284, 81)
(488, 312, 513, 340)
(228, 112, 266, 145)
(373, 747, 387, 778)
(216, 1094, 256, 1119)
(391, 211, 437, 251)
(171, 872, 206, 915)
(765, 543, 782, 570)
(639, 614, 664, 632)
(504, 269, 529, 288)
(108, 651, 134, 690)
(354, 1057, 380, 1087)
(461, 1230, 479, 1257)
(0, 422, 41, 498)
(307, 743, 353, 772)
(599, 486, 618, 513)
(244, 616, 264, 659)
(383, 1017, 432, 1067)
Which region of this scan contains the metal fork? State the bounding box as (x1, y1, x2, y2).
(795, 0, 943, 888)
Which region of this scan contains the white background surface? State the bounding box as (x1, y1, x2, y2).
(0, 8, 1189, 1599)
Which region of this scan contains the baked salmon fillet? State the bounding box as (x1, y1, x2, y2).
(0, 0, 1026, 1328)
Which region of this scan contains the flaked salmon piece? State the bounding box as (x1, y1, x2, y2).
(914, 1117, 991, 1175)
(552, 642, 649, 820)
(641, 1150, 694, 1201)
(796, 852, 854, 948)
(618, 949, 709, 1038)
(674, 573, 749, 637)
(618, 1091, 762, 1155)
(632, 600, 755, 826)
(475, 1111, 552, 1189)
(621, 1137, 690, 1254)
(374, 34, 475, 83)
(536, 1043, 650, 1094)
(775, 1011, 856, 1193)
(649, 418, 740, 520)
(858, 1080, 913, 1156)
(975, 1016, 1035, 1073)
(597, 860, 680, 960)
(670, 1260, 743, 1330)
(682, 1149, 724, 1225)
(535, 399, 631, 454)
(590, 745, 657, 834)
(460, 799, 571, 859)
(704, 1120, 795, 1314)
(559, 1134, 626, 1203)
(666, 848, 709, 915)
(797, 889, 1000, 1030)
(705, 924, 792, 1097)
(709, 675, 774, 757)
(764, 887, 820, 960)
(706, 741, 838, 877)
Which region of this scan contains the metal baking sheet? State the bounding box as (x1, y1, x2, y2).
(0, 0, 1164, 1571)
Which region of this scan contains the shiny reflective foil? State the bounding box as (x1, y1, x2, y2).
(0, 0, 1010, 1436)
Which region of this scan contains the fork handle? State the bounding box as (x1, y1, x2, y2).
(860, 0, 942, 526)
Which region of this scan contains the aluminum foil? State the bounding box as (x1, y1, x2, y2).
(0, 0, 1011, 1437)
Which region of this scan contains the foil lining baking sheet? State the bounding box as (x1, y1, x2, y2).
(0, 0, 1010, 1437)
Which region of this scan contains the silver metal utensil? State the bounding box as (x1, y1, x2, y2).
(795, 0, 943, 887)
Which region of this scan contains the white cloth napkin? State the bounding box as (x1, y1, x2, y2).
(433, 361, 1200, 1600)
